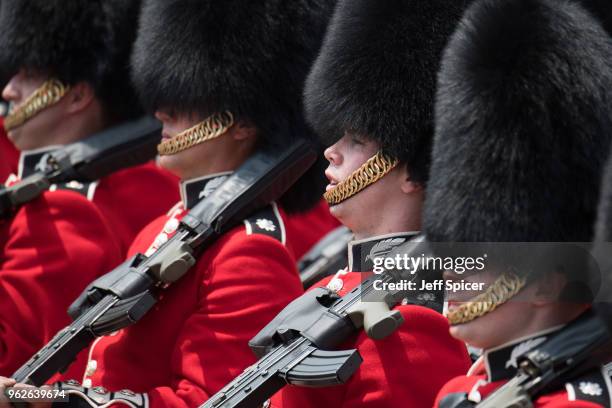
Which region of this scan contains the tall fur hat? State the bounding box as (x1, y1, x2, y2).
(596, 148, 612, 242)
(424, 0, 612, 243)
(0, 0, 143, 122)
(132, 0, 335, 146)
(578, 0, 612, 36)
(132, 0, 335, 213)
(304, 0, 470, 183)
(593, 146, 612, 309)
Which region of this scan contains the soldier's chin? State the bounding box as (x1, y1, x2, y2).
(449, 320, 472, 340)
(327, 196, 350, 216)
(6, 127, 26, 151)
(448, 317, 488, 349)
(157, 154, 184, 179)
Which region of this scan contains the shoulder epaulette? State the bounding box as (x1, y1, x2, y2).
(565, 363, 612, 407)
(49, 180, 98, 201)
(243, 202, 286, 244)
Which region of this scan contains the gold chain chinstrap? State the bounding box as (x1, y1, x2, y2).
(324, 151, 398, 206)
(4, 79, 70, 131)
(446, 273, 527, 325)
(157, 111, 234, 156)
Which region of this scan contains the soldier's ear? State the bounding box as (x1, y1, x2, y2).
(532, 271, 568, 306)
(399, 165, 423, 195)
(231, 121, 258, 141)
(65, 82, 96, 114)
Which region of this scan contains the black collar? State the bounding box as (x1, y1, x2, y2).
(18, 145, 60, 179)
(483, 325, 564, 382)
(180, 171, 232, 210)
(347, 232, 418, 272)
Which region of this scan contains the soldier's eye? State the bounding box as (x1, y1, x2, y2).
(351, 136, 365, 145)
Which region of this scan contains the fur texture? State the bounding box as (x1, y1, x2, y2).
(0, 0, 142, 122)
(304, 0, 470, 183)
(132, 0, 335, 146)
(577, 0, 612, 36)
(596, 150, 612, 242)
(132, 0, 336, 213)
(424, 0, 612, 243)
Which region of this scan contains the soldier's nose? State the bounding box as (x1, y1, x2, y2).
(1, 77, 20, 102)
(154, 110, 173, 124)
(324, 145, 342, 166)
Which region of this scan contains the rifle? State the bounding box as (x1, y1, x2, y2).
(439, 309, 612, 408)
(202, 237, 443, 408)
(0, 116, 162, 219)
(298, 226, 352, 289)
(11, 140, 316, 386)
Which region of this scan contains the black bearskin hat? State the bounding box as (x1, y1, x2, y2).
(597, 148, 612, 242)
(424, 0, 612, 243)
(0, 0, 143, 122)
(132, 0, 336, 213)
(304, 0, 470, 183)
(578, 0, 612, 36)
(593, 146, 612, 319)
(132, 0, 335, 147)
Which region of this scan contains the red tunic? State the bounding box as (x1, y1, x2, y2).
(0, 189, 123, 377)
(61, 173, 304, 408)
(271, 233, 472, 408)
(434, 328, 612, 408)
(284, 199, 340, 260)
(92, 162, 179, 253)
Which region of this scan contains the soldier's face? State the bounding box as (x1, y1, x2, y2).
(324, 134, 417, 239)
(155, 109, 257, 180)
(1, 69, 66, 151)
(445, 271, 536, 349)
(445, 271, 580, 351)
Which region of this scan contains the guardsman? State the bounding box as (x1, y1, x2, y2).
(426, 0, 612, 406)
(37, 1, 336, 406)
(269, 1, 472, 406)
(0, 0, 160, 378)
(0, 0, 179, 254)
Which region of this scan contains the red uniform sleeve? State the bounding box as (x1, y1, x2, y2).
(145, 231, 303, 408)
(0, 191, 122, 376)
(343, 306, 470, 407)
